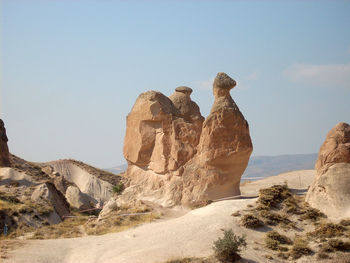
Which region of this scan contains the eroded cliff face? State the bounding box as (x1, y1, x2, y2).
(306, 122, 350, 219)
(0, 119, 11, 167)
(121, 72, 253, 207)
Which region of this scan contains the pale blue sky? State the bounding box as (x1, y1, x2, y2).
(1, 0, 350, 168)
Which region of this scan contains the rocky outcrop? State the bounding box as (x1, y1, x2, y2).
(65, 186, 95, 210)
(49, 160, 114, 207)
(31, 182, 71, 223)
(306, 122, 350, 219)
(0, 119, 10, 167)
(182, 73, 253, 202)
(118, 72, 253, 207)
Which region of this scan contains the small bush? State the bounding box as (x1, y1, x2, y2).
(320, 239, 350, 253)
(113, 183, 125, 195)
(265, 231, 292, 251)
(310, 223, 346, 239)
(241, 214, 264, 229)
(213, 229, 247, 262)
(300, 207, 326, 222)
(259, 210, 292, 227)
(339, 219, 350, 227)
(258, 184, 291, 208)
(290, 237, 312, 259)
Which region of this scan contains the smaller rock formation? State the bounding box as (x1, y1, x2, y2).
(0, 119, 10, 167)
(306, 122, 350, 219)
(65, 186, 96, 210)
(31, 182, 71, 223)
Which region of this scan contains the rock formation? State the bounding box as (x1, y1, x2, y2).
(118, 72, 253, 207)
(31, 182, 71, 223)
(0, 119, 10, 167)
(306, 122, 350, 219)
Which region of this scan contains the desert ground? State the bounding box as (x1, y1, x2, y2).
(1, 170, 318, 263)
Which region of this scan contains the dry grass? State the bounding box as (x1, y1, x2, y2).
(259, 210, 293, 228)
(85, 212, 158, 236)
(258, 184, 291, 209)
(289, 237, 312, 259)
(309, 223, 346, 239)
(265, 231, 292, 251)
(240, 214, 263, 229)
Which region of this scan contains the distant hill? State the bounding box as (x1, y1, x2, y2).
(106, 154, 318, 180)
(104, 164, 128, 175)
(242, 153, 318, 181)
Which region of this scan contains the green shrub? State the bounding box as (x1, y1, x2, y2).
(113, 182, 125, 195)
(213, 229, 247, 262)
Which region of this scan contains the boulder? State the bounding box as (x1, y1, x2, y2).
(117, 72, 252, 207)
(65, 186, 96, 210)
(0, 119, 10, 167)
(31, 182, 70, 222)
(306, 122, 350, 219)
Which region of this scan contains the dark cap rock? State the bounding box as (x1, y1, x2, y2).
(213, 72, 236, 90)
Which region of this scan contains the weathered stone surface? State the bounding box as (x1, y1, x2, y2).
(315, 122, 350, 175)
(31, 182, 71, 222)
(181, 73, 253, 202)
(65, 186, 95, 210)
(118, 72, 252, 207)
(306, 122, 350, 219)
(0, 119, 10, 167)
(123, 89, 204, 175)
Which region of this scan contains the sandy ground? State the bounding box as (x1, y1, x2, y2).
(1, 170, 316, 263)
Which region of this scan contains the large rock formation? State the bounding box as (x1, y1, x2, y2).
(119, 72, 253, 207)
(0, 119, 10, 167)
(306, 122, 350, 219)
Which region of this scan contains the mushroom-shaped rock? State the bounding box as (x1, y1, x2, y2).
(0, 119, 10, 167)
(306, 122, 350, 219)
(185, 72, 253, 200)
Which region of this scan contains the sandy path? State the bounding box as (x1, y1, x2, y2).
(2, 170, 316, 263)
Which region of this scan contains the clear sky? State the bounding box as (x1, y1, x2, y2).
(1, 0, 350, 168)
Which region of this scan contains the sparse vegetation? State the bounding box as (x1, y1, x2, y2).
(259, 210, 292, 227)
(320, 239, 350, 253)
(289, 237, 312, 259)
(300, 207, 326, 222)
(340, 219, 350, 227)
(310, 223, 346, 239)
(113, 182, 125, 195)
(213, 229, 246, 262)
(265, 230, 292, 251)
(258, 184, 291, 208)
(236, 184, 350, 261)
(240, 214, 263, 229)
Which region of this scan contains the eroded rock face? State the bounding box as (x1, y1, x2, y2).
(306, 122, 350, 219)
(0, 119, 10, 167)
(31, 182, 70, 222)
(183, 73, 253, 201)
(120, 72, 252, 207)
(315, 122, 350, 175)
